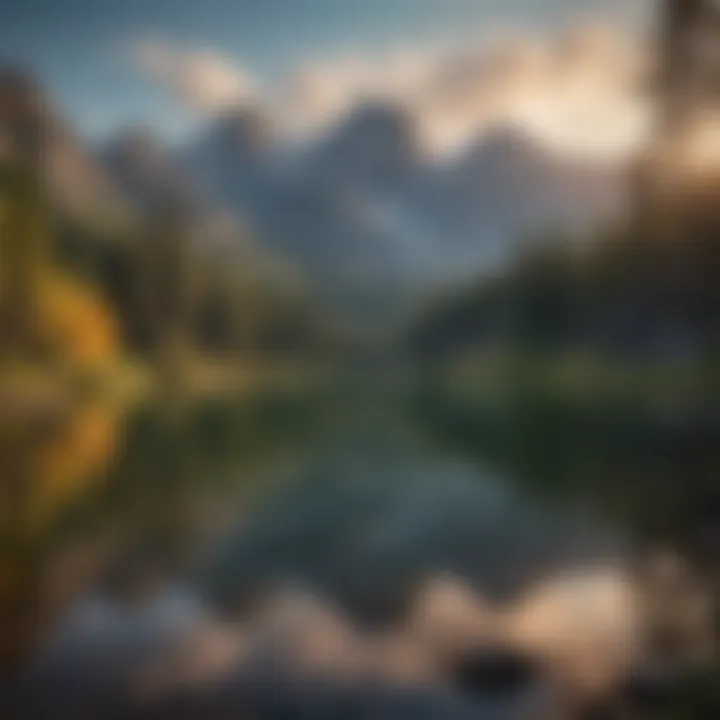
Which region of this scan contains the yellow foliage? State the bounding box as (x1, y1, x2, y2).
(31, 402, 119, 527)
(0, 400, 120, 650)
(37, 272, 120, 368)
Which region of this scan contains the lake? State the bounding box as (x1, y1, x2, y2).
(1, 387, 718, 718)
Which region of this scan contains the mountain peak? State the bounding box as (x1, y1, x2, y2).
(103, 127, 174, 181)
(330, 100, 418, 156)
(461, 124, 549, 169)
(205, 106, 274, 159)
(104, 126, 198, 215)
(0, 67, 42, 109)
(0, 67, 131, 231)
(309, 99, 422, 192)
(0, 66, 47, 163)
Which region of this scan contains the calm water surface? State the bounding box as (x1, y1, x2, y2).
(0, 390, 717, 718)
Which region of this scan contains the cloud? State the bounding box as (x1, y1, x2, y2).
(280, 23, 652, 160)
(129, 22, 652, 160)
(130, 39, 257, 115)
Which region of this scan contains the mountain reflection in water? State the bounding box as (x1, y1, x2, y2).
(0, 394, 717, 719)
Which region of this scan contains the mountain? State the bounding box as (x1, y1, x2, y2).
(177, 101, 626, 319)
(414, 126, 627, 274)
(0, 68, 626, 322)
(263, 102, 430, 317)
(0, 68, 132, 232)
(103, 127, 199, 215)
(186, 106, 274, 213)
(303, 101, 423, 195)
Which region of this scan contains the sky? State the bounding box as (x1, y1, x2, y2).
(0, 0, 654, 148)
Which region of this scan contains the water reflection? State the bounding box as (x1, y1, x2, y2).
(199, 408, 627, 623)
(0, 392, 323, 674)
(0, 392, 717, 718)
(0, 401, 122, 672)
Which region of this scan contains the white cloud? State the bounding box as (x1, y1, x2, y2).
(129, 22, 653, 161)
(130, 39, 257, 115)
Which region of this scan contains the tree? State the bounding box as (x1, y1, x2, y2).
(0, 163, 52, 359)
(133, 208, 198, 378)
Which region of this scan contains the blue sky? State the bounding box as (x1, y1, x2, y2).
(1, 0, 651, 140)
